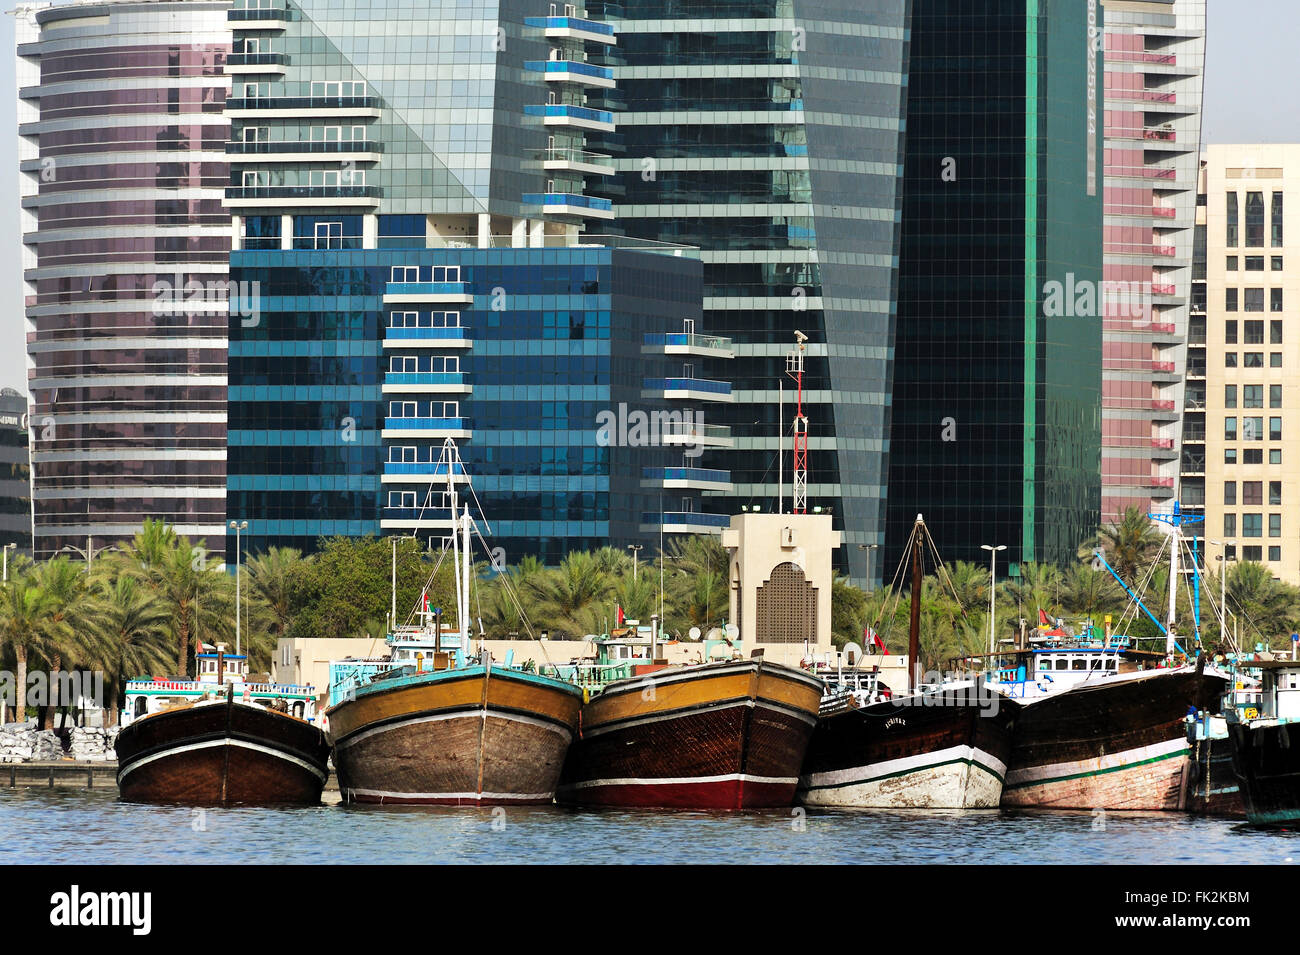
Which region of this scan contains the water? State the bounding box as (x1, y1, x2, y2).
(0, 789, 1293, 864)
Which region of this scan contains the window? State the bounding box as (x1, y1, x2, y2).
(1225, 449, 1238, 464)
(1246, 256, 1265, 271)
(311, 80, 366, 98)
(1226, 385, 1238, 408)
(1244, 546, 1263, 562)
(1272, 353, 1283, 368)
(1226, 320, 1239, 343)
(1245, 416, 1264, 440)
(1226, 353, 1238, 367)
(1270, 481, 1283, 505)
(1225, 545, 1238, 560)
(1224, 481, 1237, 505)
(241, 82, 266, 98)
(1225, 417, 1238, 440)
(1272, 320, 1284, 343)
(1273, 191, 1284, 247)
(1273, 289, 1284, 313)
(391, 266, 419, 282)
(242, 126, 270, 143)
(1269, 546, 1282, 562)
(241, 170, 268, 187)
(1243, 482, 1262, 505)
(1245, 288, 1265, 311)
(1271, 449, 1283, 464)
(1246, 320, 1265, 343)
(1228, 193, 1239, 247)
(313, 221, 342, 250)
(1271, 384, 1283, 407)
(1246, 448, 1264, 464)
(1273, 256, 1284, 271)
(1224, 514, 1237, 537)
(1227, 256, 1239, 271)
(1245, 353, 1264, 368)
(1247, 192, 1265, 247)
(1227, 290, 1239, 312)
(1270, 514, 1282, 538)
(1271, 416, 1283, 441)
(1243, 514, 1263, 538)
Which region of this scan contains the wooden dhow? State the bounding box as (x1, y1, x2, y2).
(797, 515, 1018, 810)
(556, 655, 823, 810)
(114, 651, 330, 805)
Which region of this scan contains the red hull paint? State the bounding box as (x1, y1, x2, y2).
(343, 793, 556, 807)
(571, 778, 796, 810)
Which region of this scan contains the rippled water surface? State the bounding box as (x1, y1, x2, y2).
(0, 789, 1294, 864)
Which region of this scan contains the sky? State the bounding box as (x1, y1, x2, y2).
(0, 0, 1294, 397)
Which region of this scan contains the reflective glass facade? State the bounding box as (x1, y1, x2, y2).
(17, 2, 232, 558)
(886, 0, 1103, 572)
(584, 0, 910, 584)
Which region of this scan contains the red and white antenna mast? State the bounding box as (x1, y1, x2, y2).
(786, 330, 809, 514)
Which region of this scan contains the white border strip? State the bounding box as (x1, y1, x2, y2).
(118, 738, 327, 784)
(561, 772, 797, 791)
(1005, 736, 1188, 787)
(801, 745, 1007, 789)
(344, 788, 553, 803)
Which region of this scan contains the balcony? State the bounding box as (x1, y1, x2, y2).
(1152, 205, 1178, 219)
(1151, 400, 1177, 416)
(1151, 438, 1175, 450)
(1146, 476, 1176, 488)
(642, 377, 733, 402)
(525, 15, 617, 45)
(642, 332, 734, 359)
(524, 103, 615, 132)
(1107, 50, 1177, 65)
(1153, 244, 1177, 257)
(660, 422, 734, 449)
(639, 511, 731, 535)
(1143, 167, 1177, 180)
(1150, 322, 1177, 334)
(1152, 361, 1176, 373)
(1109, 89, 1177, 103)
(641, 466, 733, 492)
(525, 59, 615, 88)
(381, 372, 471, 395)
(381, 417, 472, 439)
(223, 184, 382, 208)
(226, 51, 289, 74)
(521, 192, 614, 220)
(1151, 283, 1177, 295)
(380, 508, 457, 531)
(382, 326, 470, 349)
(540, 146, 614, 177)
(382, 461, 469, 483)
(226, 140, 381, 163)
(224, 96, 382, 119)
(228, 6, 287, 29)
(382, 282, 473, 305)
(1142, 127, 1176, 142)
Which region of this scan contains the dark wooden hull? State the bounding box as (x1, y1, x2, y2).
(114, 700, 331, 805)
(1186, 729, 1246, 817)
(1002, 669, 1226, 810)
(797, 684, 1018, 808)
(1228, 720, 1300, 826)
(557, 659, 823, 810)
(327, 665, 583, 806)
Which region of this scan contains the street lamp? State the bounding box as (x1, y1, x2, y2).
(981, 544, 1008, 657)
(627, 543, 643, 582)
(1209, 539, 1234, 646)
(60, 538, 116, 572)
(2, 543, 15, 583)
(229, 521, 248, 655)
(857, 543, 879, 591)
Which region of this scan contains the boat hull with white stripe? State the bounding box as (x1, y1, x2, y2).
(797, 684, 1017, 809)
(328, 664, 583, 806)
(114, 697, 332, 805)
(556, 659, 823, 809)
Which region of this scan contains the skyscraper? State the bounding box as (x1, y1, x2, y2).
(886, 0, 1104, 574)
(222, 0, 726, 562)
(584, 0, 911, 584)
(1099, 0, 1206, 523)
(16, 1, 233, 559)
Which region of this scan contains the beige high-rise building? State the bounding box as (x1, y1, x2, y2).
(1199, 145, 1300, 582)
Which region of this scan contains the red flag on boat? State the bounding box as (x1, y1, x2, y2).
(864, 626, 886, 654)
(1038, 608, 1051, 627)
(617, 605, 625, 627)
(423, 590, 429, 614)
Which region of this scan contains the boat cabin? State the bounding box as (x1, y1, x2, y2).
(1253, 661, 1300, 721)
(123, 650, 319, 728)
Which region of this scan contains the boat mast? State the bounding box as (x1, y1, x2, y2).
(787, 331, 808, 514)
(909, 514, 923, 693)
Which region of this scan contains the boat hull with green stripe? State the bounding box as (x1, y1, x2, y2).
(797, 683, 1018, 809)
(1000, 668, 1227, 810)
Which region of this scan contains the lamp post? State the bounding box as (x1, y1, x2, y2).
(627, 543, 642, 582)
(981, 544, 1007, 657)
(857, 543, 879, 591)
(229, 521, 248, 655)
(2, 543, 15, 583)
(60, 538, 116, 573)
(1210, 539, 1233, 646)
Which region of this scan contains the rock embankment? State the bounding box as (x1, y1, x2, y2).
(0, 721, 119, 763)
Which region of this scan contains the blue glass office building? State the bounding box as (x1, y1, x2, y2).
(223, 0, 727, 561)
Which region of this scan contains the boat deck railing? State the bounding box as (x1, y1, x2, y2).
(540, 661, 639, 691)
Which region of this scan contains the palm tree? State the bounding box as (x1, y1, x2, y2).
(81, 575, 171, 728)
(0, 575, 56, 723)
(525, 552, 612, 638)
(30, 557, 87, 728)
(243, 546, 304, 642)
(1082, 506, 1164, 588)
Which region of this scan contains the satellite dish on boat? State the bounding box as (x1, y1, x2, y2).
(843, 642, 863, 665)
(708, 643, 731, 660)
(706, 627, 723, 641)
(724, 624, 739, 640)
(688, 627, 701, 641)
